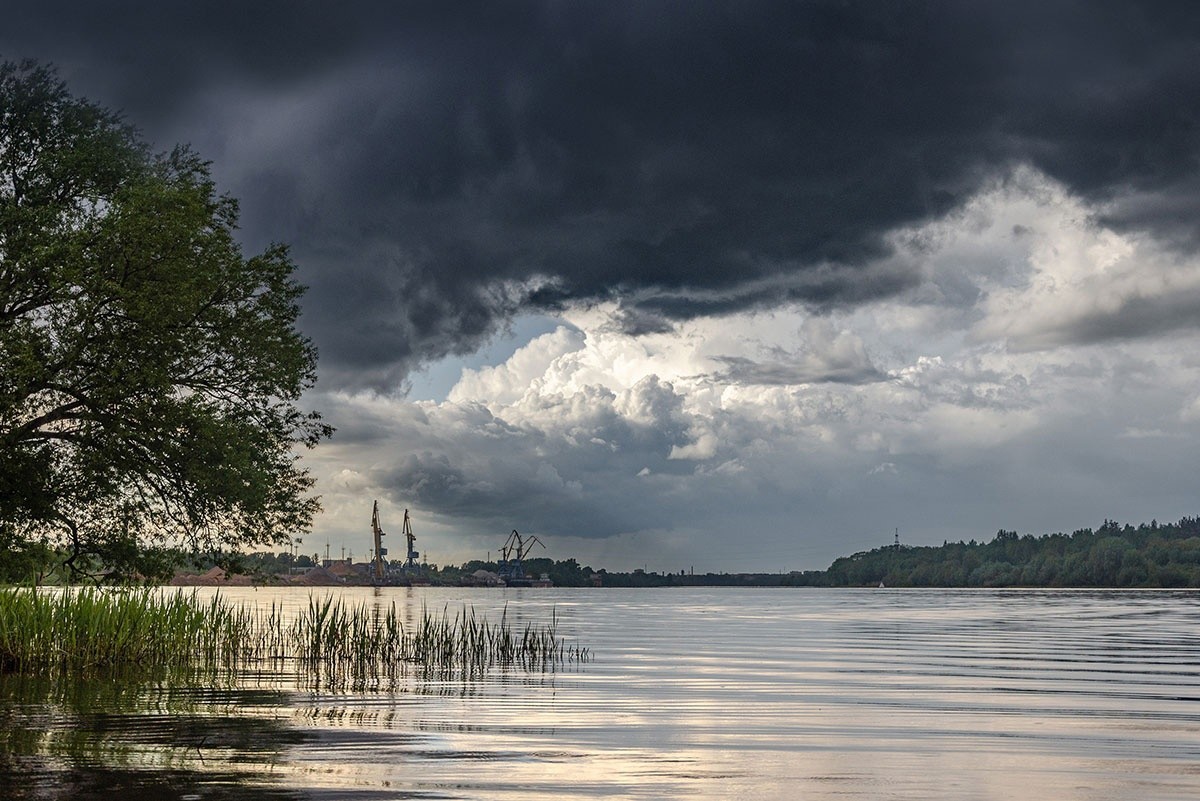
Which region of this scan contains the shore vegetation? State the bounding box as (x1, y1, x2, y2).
(0, 588, 588, 688)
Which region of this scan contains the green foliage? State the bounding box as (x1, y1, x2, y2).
(0, 60, 331, 579)
(0, 588, 589, 688)
(0, 527, 59, 584)
(823, 517, 1200, 588)
(0, 587, 250, 676)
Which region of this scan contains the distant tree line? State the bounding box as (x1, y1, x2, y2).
(821, 517, 1200, 588)
(6, 516, 1200, 588)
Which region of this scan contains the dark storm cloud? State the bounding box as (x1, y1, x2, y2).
(1006, 286, 1200, 353)
(380, 450, 632, 538)
(6, 1, 1200, 385)
(710, 355, 885, 387)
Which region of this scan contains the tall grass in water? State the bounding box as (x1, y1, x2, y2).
(0, 588, 589, 687)
(295, 597, 589, 685)
(0, 587, 251, 678)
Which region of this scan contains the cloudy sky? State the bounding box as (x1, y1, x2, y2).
(8, 2, 1200, 571)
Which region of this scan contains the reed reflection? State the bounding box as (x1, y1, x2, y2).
(0, 673, 309, 801)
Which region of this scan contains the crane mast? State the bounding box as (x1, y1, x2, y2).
(401, 508, 419, 570)
(371, 500, 388, 581)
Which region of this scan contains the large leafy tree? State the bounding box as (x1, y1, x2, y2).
(0, 60, 331, 580)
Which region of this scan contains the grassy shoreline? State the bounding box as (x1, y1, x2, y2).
(0, 588, 588, 687)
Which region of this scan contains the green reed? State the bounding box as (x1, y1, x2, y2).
(0, 587, 248, 677)
(293, 597, 590, 687)
(0, 588, 589, 687)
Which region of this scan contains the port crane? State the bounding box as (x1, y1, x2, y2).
(371, 502, 421, 582)
(399, 508, 420, 571)
(496, 529, 544, 585)
(371, 500, 387, 581)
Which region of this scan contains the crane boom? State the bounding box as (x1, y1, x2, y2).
(518, 534, 545, 560)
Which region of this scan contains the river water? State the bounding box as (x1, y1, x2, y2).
(2, 587, 1199, 800)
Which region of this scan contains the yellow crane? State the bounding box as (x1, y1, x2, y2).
(372, 501, 420, 583)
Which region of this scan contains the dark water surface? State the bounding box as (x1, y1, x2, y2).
(2, 588, 1199, 800)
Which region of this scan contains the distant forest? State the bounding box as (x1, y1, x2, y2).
(818, 517, 1200, 588)
(513, 516, 1200, 588)
(449, 516, 1200, 588)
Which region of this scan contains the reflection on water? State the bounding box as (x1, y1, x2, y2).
(0, 673, 308, 800)
(3, 588, 1199, 799)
